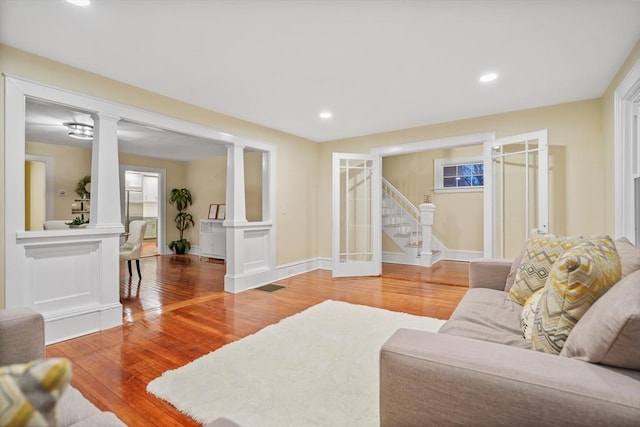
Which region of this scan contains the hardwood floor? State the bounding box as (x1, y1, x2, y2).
(46, 256, 469, 426)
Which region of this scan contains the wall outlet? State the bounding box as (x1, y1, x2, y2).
(57, 190, 67, 197)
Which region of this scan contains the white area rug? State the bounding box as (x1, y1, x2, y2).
(147, 300, 444, 426)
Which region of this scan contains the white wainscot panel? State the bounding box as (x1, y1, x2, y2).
(24, 241, 100, 315)
(243, 228, 270, 273)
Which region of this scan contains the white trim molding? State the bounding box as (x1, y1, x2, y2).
(614, 59, 640, 244)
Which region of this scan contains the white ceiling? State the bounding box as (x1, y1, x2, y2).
(2, 0, 640, 143)
(25, 98, 228, 161)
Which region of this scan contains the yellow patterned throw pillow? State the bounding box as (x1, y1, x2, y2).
(0, 358, 71, 427)
(531, 237, 621, 354)
(521, 288, 543, 340)
(508, 232, 593, 305)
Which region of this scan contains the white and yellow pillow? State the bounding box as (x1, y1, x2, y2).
(0, 358, 71, 427)
(531, 237, 621, 354)
(521, 288, 543, 340)
(508, 231, 596, 305)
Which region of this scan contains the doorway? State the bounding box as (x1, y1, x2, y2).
(121, 167, 165, 257)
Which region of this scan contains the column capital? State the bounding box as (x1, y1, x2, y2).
(227, 143, 246, 150)
(91, 112, 121, 122)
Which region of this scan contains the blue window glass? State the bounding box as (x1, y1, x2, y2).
(458, 165, 474, 176)
(440, 160, 484, 189)
(459, 177, 472, 186)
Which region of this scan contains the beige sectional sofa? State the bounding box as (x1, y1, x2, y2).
(380, 238, 640, 426)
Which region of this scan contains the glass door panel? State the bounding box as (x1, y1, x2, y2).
(332, 153, 380, 277)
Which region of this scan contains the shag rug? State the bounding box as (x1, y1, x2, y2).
(147, 300, 444, 426)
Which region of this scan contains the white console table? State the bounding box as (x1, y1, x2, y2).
(200, 219, 226, 260)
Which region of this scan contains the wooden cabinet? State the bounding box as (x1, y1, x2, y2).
(200, 219, 225, 260)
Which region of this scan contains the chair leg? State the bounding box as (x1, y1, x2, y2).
(136, 259, 142, 279)
(127, 260, 132, 277)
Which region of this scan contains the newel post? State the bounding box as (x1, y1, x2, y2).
(419, 202, 436, 267)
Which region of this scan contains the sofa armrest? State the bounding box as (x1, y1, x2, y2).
(380, 329, 640, 427)
(0, 307, 45, 365)
(468, 258, 512, 290)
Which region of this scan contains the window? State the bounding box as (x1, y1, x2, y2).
(434, 156, 484, 192)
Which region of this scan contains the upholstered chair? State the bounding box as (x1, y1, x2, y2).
(119, 220, 147, 279)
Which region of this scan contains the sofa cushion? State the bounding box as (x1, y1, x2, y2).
(531, 237, 621, 355)
(615, 237, 640, 278)
(57, 385, 126, 426)
(560, 268, 640, 369)
(508, 232, 596, 305)
(0, 358, 71, 426)
(439, 288, 529, 348)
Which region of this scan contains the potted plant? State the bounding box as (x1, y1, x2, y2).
(65, 216, 86, 228)
(168, 188, 195, 254)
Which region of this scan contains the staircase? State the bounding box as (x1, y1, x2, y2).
(382, 178, 442, 266)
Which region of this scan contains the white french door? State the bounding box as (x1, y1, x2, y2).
(484, 130, 549, 258)
(332, 153, 381, 277)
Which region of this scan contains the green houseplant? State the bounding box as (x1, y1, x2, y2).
(168, 188, 195, 254)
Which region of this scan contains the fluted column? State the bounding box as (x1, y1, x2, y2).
(87, 112, 123, 229)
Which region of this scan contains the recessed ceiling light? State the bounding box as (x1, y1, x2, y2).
(479, 72, 498, 83)
(67, 0, 90, 6)
(319, 111, 333, 120)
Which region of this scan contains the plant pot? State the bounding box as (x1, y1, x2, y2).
(169, 239, 190, 255)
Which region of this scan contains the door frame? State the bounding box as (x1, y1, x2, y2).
(119, 166, 166, 254)
(25, 154, 55, 222)
(331, 132, 496, 276)
(332, 153, 381, 277)
(614, 58, 640, 243)
(483, 130, 549, 258)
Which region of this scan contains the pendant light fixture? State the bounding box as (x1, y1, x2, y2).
(63, 122, 94, 140)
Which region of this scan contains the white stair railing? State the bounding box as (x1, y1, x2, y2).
(382, 178, 440, 266)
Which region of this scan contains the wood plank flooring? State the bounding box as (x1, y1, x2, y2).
(46, 256, 469, 427)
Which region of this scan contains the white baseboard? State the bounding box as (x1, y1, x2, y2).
(443, 249, 483, 262)
(274, 257, 331, 281)
(382, 251, 421, 265)
(44, 303, 122, 345)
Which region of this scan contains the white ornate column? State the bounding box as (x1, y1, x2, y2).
(224, 144, 246, 293)
(419, 202, 436, 267)
(88, 112, 123, 228)
(224, 144, 247, 225)
(223, 144, 276, 293)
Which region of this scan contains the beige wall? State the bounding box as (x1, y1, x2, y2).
(26, 142, 92, 221)
(185, 155, 226, 245)
(318, 99, 603, 258)
(184, 151, 264, 247)
(382, 145, 483, 251)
